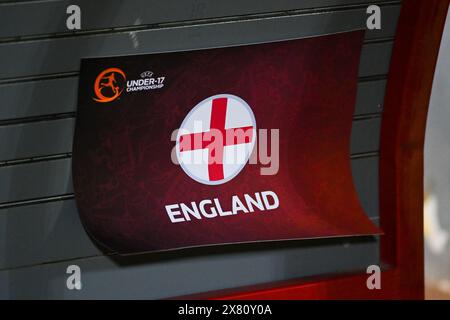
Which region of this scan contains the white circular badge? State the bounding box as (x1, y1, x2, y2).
(176, 94, 256, 185)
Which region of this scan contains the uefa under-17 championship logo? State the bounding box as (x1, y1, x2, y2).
(176, 94, 256, 185)
(92, 67, 126, 103)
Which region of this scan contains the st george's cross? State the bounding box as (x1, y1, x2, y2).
(176, 94, 256, 185)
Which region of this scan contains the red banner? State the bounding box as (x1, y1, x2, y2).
(73, 31, 379, 254)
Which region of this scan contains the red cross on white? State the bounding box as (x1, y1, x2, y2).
(176, 94, 256, 185)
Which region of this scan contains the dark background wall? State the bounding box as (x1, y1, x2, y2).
(0, 0, 400, 299)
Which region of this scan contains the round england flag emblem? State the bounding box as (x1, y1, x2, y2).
(176, 94, 256, 185)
